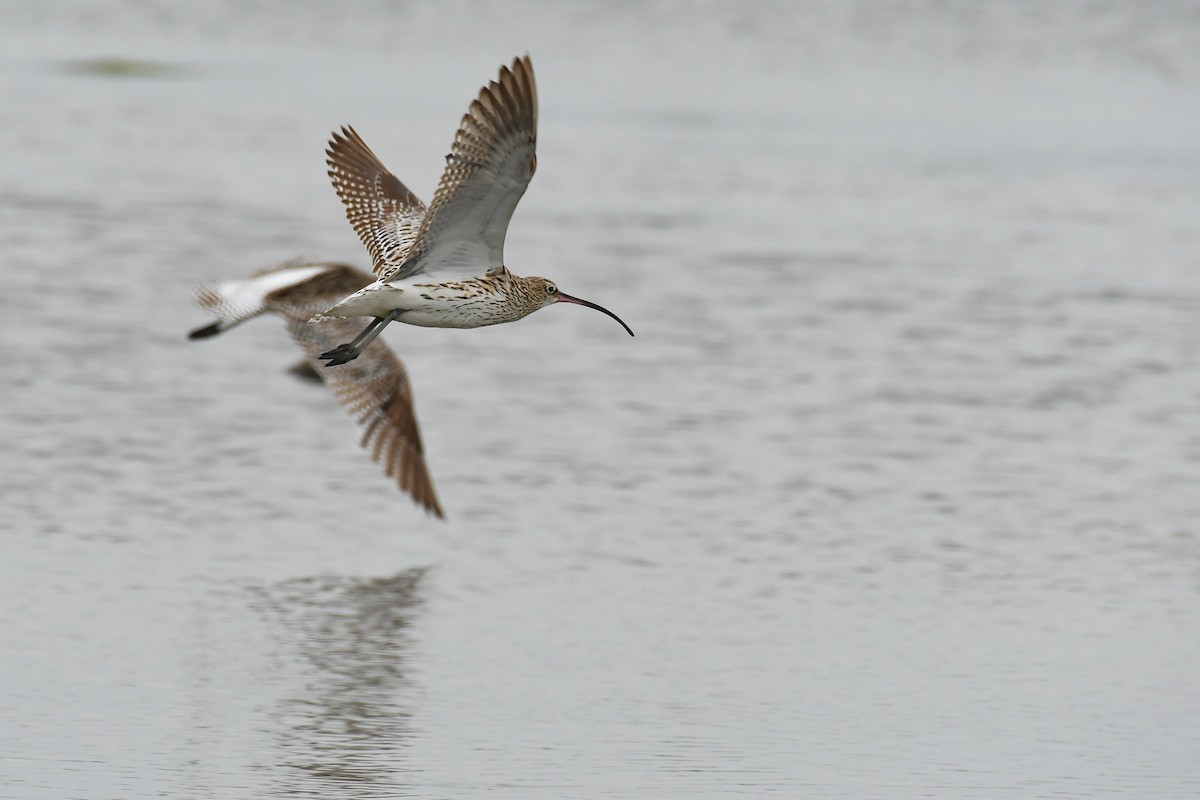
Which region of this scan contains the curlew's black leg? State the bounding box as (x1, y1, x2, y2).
(319, 310, 402, 366)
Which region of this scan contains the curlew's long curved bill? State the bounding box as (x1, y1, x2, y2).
(556, 292, 635, 337)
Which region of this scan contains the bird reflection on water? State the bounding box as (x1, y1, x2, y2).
(250, 568, 426, 797)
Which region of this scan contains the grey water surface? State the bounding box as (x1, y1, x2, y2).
(2, 2, 1200, 798)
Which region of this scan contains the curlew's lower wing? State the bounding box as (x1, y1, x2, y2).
(391, 54, 538, 282)
(266, 266, 445, 518)
(326, 127, 428, 282)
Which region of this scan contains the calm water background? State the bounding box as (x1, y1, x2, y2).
(3, 2, 1200, 798)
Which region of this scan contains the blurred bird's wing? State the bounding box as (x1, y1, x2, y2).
(190, 261, 444, 517)
(267, 267, 444, 517)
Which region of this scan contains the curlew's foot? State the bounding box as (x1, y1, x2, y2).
(319, 310, 400, 366)
(320, 343, 362, 366)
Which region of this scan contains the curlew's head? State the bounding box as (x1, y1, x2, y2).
(524, 277, 635, 336)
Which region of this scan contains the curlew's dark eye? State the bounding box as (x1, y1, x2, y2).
(546, 284, 558, 296)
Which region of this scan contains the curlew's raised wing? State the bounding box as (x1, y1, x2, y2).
(191, 260, 444, 518)
(326, 128, 428, 281)
(390, 54, 538, 282)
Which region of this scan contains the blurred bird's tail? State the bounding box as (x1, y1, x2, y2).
(187, 278, 268, 340)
